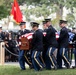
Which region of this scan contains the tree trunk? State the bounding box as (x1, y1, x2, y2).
(56, 4, 63, 20)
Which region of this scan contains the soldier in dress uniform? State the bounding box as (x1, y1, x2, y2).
(42, 21, 48, 63)
(31, 22, 44, 71)
(17, 22, 32, 70)
(57, 20, 70, 69)
(45, 18, 58, 69)
(71, 27, 76, 68)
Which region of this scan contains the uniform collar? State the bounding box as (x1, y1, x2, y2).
(34, 29, 39, 33)
(22, 29, 26, 32)
(62, 26, 66, 29)
(48, 25, 52, 28)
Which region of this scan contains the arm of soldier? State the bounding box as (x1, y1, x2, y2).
(25, 29, 31, 33)
(45, 29, 52, 40)
(27, 30, 31, 33)
(31, 33, 37, 48)
(58, 29, 67, 41)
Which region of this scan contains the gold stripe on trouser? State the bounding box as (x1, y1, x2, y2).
(34, 51, 43, 68)
(24, 55, 32, 65)
(49, 47, 55, 67)
(40, 54, 45, 66)
(40, 52, 45, 66)
(62, 48, 70, 66)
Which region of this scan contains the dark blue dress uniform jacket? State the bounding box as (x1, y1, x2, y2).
(45, 25, 58, 48)
(58, 27, 69, 48)
(32, 29, 43, 51)
(17, 29, 30, 38)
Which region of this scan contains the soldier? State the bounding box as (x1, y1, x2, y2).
(71, 27, 76, 68)
(17, 22, 32, 70)
(57, 20, 70, 69)
(45, 18, 58, 69)
(73, 34, 76, 68)
(42, 21, 47, 63)
(31, 22, 44, 71)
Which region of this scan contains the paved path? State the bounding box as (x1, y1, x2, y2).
(4, 62, 29, 67)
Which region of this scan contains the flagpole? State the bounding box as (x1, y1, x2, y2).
(7, 16, 10, 30)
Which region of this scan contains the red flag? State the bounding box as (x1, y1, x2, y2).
(11, 0, 23, 23)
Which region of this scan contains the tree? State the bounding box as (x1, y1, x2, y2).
(0, 0, 25, 20)
(0, 0, 13, 19)
(18, 0, 26, 5)
(25, 0, 64, 19)
(25, 0, 76, 19)
(24, 4, 51, 21)
(66, 13, 75, 28)
(0, 0, 76, 26)
(0, 5, 9, 19)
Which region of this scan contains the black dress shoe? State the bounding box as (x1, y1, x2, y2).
(29, 66, 34, 69)
(67, 66, 70, 69)
(54, 66, 57, 70)
(39, 67, 44, 71)
(72, 66, 76, 69)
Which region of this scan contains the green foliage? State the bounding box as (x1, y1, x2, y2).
(0, 5, 9, 19)
(52, 17, 60, 30)
(0, 0, 76, 25)
(0, 0, 13, 19)
(24, 4, 51, 21)
(0, 0, 25, 20)
(66, 13, 75, 28)
(18, 0, 26, 5)
(25, 0, 76, 19)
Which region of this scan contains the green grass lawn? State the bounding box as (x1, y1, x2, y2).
(0, 65, 76, 75)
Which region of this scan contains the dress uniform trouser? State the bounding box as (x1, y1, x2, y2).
(45, 47, 57, 69)
(58, 48, 70, 68)
(74, 53, 76, 66)
(19, 50, 25, 70)
(74, 48, 76, 66)
(18, 50, 32, 70)
(31, 50, 44, 71)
